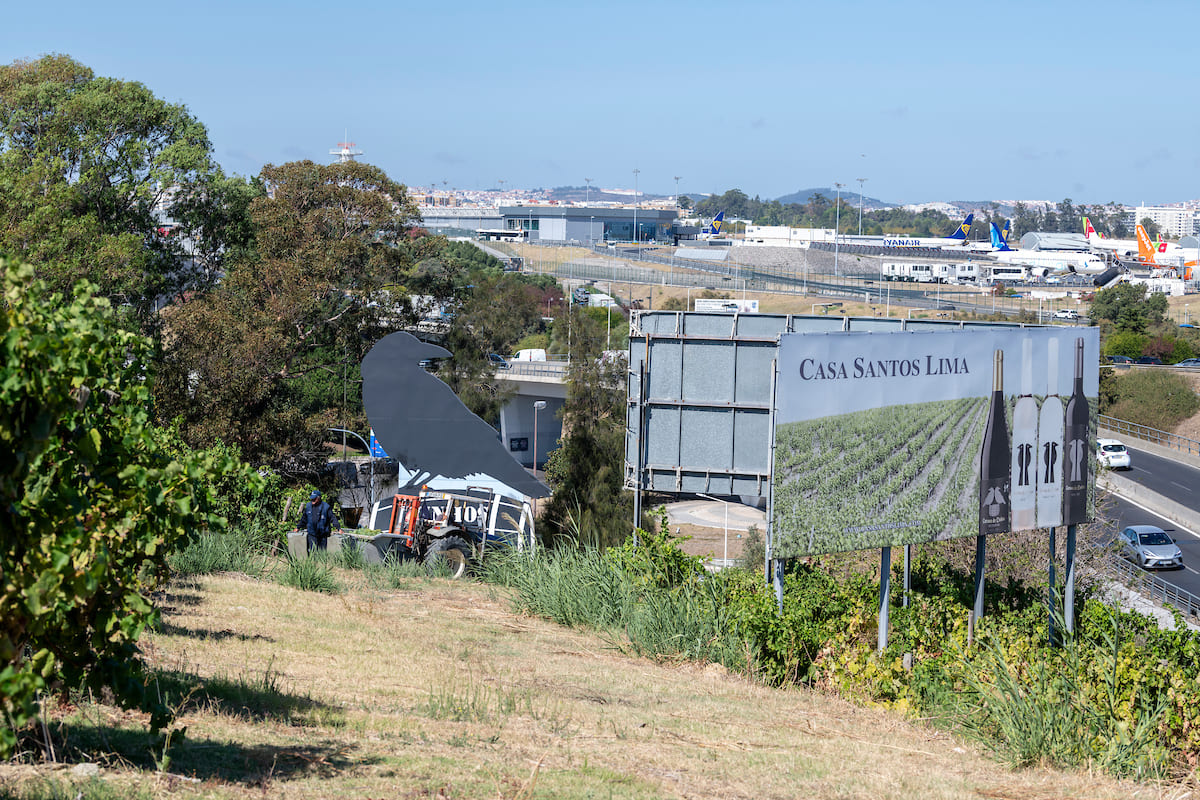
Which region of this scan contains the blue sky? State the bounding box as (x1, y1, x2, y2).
(6, 0, 1198, 205)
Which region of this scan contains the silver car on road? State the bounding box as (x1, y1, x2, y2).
(1120, 525, 1183, 570)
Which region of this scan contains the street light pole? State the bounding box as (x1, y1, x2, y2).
(633, 168, 641, 259)
(532, 400, 547, 475)
(327, 427, 373, 523)
(833, 182, 845, 277)
(857, 177, 868, 235)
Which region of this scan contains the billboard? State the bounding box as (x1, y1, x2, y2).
(772, 328, 1099, 557)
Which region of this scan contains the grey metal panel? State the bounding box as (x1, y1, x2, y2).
(846, 318, 906, 332)
(788, 316, 846, 333)
(735, 344, 776, 404)
(903, 320, 964, 332)
(647, 338, 683, 399)
(682, 340, 736, 402)
(682, 312, 739, 338)
(734, 410, 771, 471)
(681, 407, 733, 470)
(733, 315, 791, 339)
(645, 406, 681, 468)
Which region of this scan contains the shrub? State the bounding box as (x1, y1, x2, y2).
(1106, 370, 1200, 431)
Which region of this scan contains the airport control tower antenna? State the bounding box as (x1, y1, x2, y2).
(330, 132, 363, 163)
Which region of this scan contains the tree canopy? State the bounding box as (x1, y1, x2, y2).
(154, 159, 432, 467)
(1090, 283, 1168, 333)
(0, 55, 222, 321)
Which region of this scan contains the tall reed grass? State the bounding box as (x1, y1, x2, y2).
(168, 524, 273, 577)
(481, 544, 744, 669)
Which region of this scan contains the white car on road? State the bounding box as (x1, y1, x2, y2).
(1097, 438, 1131, 470)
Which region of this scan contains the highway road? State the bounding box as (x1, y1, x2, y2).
(1103, 445, 1200, 600)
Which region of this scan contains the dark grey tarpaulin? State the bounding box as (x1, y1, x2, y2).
(362, 332, 550, 498)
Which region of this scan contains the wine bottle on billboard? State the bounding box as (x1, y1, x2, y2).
(1010, 339, 1037, 530)
(979, 349, 1011, 535)
(1062, 337, 1089, 524)
(1037, 338, 1064, 528)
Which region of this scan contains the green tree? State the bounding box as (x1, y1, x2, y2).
(0, 55, 219, 322)
(1103, 330, 1149, 359)
(168, 168, 266, 292)
(440, 271, 551, 423)
(1011, 201, 1040, 238)
(1089, 283, 1167, 333)
(154, 159, 430, 467)
(1140, 217, 1161, 239)
(542, 306, 635, 547)
(0, 260, 243, 757)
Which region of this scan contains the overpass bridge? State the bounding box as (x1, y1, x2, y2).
(496, 360, 567, 471)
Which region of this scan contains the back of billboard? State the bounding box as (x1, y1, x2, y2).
(771, 327, 1100, 557)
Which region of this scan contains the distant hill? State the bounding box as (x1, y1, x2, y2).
(548, 185, 670, 204)
(776, 187, 891, 210)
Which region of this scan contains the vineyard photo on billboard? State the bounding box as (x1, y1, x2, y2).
(771, 328, 1100, 558)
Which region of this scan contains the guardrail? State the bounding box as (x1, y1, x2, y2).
(1099, 414, 1200, 457)
(1107, 555, 1200, 621)
(502, 361, 568, 379)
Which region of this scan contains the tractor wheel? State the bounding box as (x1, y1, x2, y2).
(424, 536, 471, 579)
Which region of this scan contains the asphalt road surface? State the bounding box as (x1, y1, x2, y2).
(1104, 445, 1200, 599)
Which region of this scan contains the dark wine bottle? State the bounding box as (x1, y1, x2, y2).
(979, 349, 1011, 534)
(1062, 337, 1089, 524)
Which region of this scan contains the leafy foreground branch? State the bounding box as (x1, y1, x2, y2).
(0, 260, 253, 759)
(481, 529, 1200, 782)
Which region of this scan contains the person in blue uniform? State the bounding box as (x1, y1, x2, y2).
(296, 490, 338, 552)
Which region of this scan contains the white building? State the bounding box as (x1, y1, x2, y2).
(741, 225, 835, 247)
(1131, 205, 1196, 238)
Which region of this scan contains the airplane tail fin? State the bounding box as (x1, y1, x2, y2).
(947, 212, 973, 241)
(1001, 219, 1012, 244)
(1136, 224, 1158, 264)
(702, 211, 725, 236)
(988, 221, 1008, 250)
(1083, 216, 1096, 238)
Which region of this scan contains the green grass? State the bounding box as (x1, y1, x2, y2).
(277, 554, 340, 594)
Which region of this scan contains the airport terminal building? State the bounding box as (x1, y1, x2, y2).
(489, 206, 680, 244)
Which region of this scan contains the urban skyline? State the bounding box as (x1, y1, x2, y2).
(6, 1, 1200, 205)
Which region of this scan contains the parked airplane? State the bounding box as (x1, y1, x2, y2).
(881, 213, 974, 249)
(1084, 216, 1183, 260)
(988, 221, 1012, 251)
(1083, 216, 1139, 258)
(991, 222, 1108, 275)
(700, 211, 725, 237)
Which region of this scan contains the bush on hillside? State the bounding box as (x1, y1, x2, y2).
(1106, 370, 1200, 432)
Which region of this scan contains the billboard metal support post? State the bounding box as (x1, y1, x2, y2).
(878, 546, 891, 653)
(1048, 526, 1058, 646)
(632, 359, 646, 547)
(903, 543, 911, 608)
(1065, 524, 1077, 635)
(767, 357, 783, 611)
(973, 534, 986, 621)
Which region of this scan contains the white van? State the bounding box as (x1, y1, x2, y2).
(513, 349, 547, 362)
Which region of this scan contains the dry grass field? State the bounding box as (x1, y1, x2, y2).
(2, 569, 1184, 800)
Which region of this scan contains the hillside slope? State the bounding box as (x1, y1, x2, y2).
(0, 572, 1162, 799)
